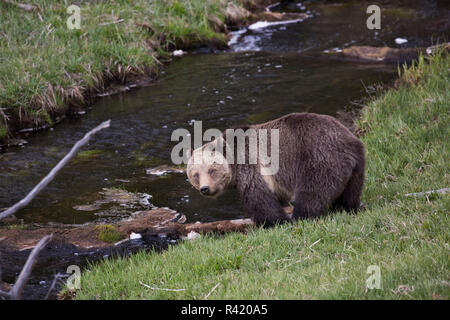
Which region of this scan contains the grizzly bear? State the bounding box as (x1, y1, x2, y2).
(186, 113, 365, 226)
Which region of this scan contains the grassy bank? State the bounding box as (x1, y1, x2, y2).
(0, 0, 263, 142)
(73, 52, 449, 299)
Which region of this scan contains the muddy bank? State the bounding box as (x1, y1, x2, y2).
(0, 208, 175, 299)
(0, 209, 256, 251)
(0, 209, 179, 250)
(0, 207, 259, 299)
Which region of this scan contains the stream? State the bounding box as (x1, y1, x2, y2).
(0, 0, 448, 299)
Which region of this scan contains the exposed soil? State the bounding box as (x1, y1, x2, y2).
(0, 208, 180, 250)
(0, 207, 261, 299)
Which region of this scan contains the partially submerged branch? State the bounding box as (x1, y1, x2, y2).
(8, 235, 53, 300)
(0, 120, 111, 221)
(0, 121, 111, 299)
(175, 218, 255, 236)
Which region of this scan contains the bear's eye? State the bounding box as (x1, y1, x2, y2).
(208, 168, 216, 175)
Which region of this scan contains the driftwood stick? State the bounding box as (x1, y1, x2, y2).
(0, 251, 10, 299)
(0, 120, 111, 221)
(0, 289, 10, 299)
(172, 209, 292, 237)
(404, 188, 449, 197)
(204, 283, 220, 299)
(0, 250, 2, 285)
(0, 250, 9, 298)
(9, 234, 53, 300)
(44, 273, 68, 300)
(0, 121, 111, 299)
(3, 0, 37, 12)
(180, 218, 255, 236)
(139, 281, 186, 292)
(99, 19, 125, 26)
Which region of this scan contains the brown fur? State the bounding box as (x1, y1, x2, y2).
(187, 113, 366, 226)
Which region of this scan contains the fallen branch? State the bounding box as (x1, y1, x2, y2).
(404, 188, 449, 197)
(178, 218, 255, 236)
(0, 250, 8, 298)
(0, 120, 111, 221)
(309, 238, 321, 250)
(99, 19, 125, 26)
(0, 289, 9, 299)
(3, 235, 53, 300)
(168, 213, 293, 238)
(44, 273, 69, 300)
(139, 281, 186, 292)
(0, 121, 111, 300)
(204, 283, 220, 299)
(3, 0, 37, 12)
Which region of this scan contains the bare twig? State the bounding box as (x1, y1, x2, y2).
(0, 249, 8, 299)
(0, 250, 2, 286)
(3, 0, 37, 12)
(204, 283, 220, 299)
(0, 120, 111, 221)
(139, 281, 186, 292)
(181, 218, 254, 235)
(44, 273, 69, 300)
(0, 121, 111, 299)
(9, 234, 53, 300)
(0, 289, 10, 299)
(404, 188, 449, 197)
(309, 238, 321, 250)
(99, 19, 124, 26)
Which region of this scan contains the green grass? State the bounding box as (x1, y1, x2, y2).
(95, 224, 123, 243)
(76, 149, 104, 159)
(0, 0, 253, 141)
(6, 223, 26, 230)
(74, 52, 449, 299)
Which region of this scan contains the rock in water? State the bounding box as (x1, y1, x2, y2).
(395, 38, 408, 45)
(340, 46, 422, 63)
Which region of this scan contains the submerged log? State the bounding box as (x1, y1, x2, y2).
(174, 218, 254, 236)
(171, 206, 292, 237)
(0, 205, 296, 250)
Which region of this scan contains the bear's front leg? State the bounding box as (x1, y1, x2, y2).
(239, 182, 290, 227)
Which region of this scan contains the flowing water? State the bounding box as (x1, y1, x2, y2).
(1, 0, 448, 225)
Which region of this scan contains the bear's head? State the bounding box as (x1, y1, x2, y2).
(186, 138, 232, 198)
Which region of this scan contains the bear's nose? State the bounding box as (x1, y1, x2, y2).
(200, 186, 210, 195)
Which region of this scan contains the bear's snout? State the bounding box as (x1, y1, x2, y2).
(200, 186, 210, 195)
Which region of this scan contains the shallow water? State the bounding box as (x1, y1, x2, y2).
(233, 0, 449, 53)
(1, 0, 448, 225)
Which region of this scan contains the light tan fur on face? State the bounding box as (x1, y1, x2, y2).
(187, 140, 232, 198)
